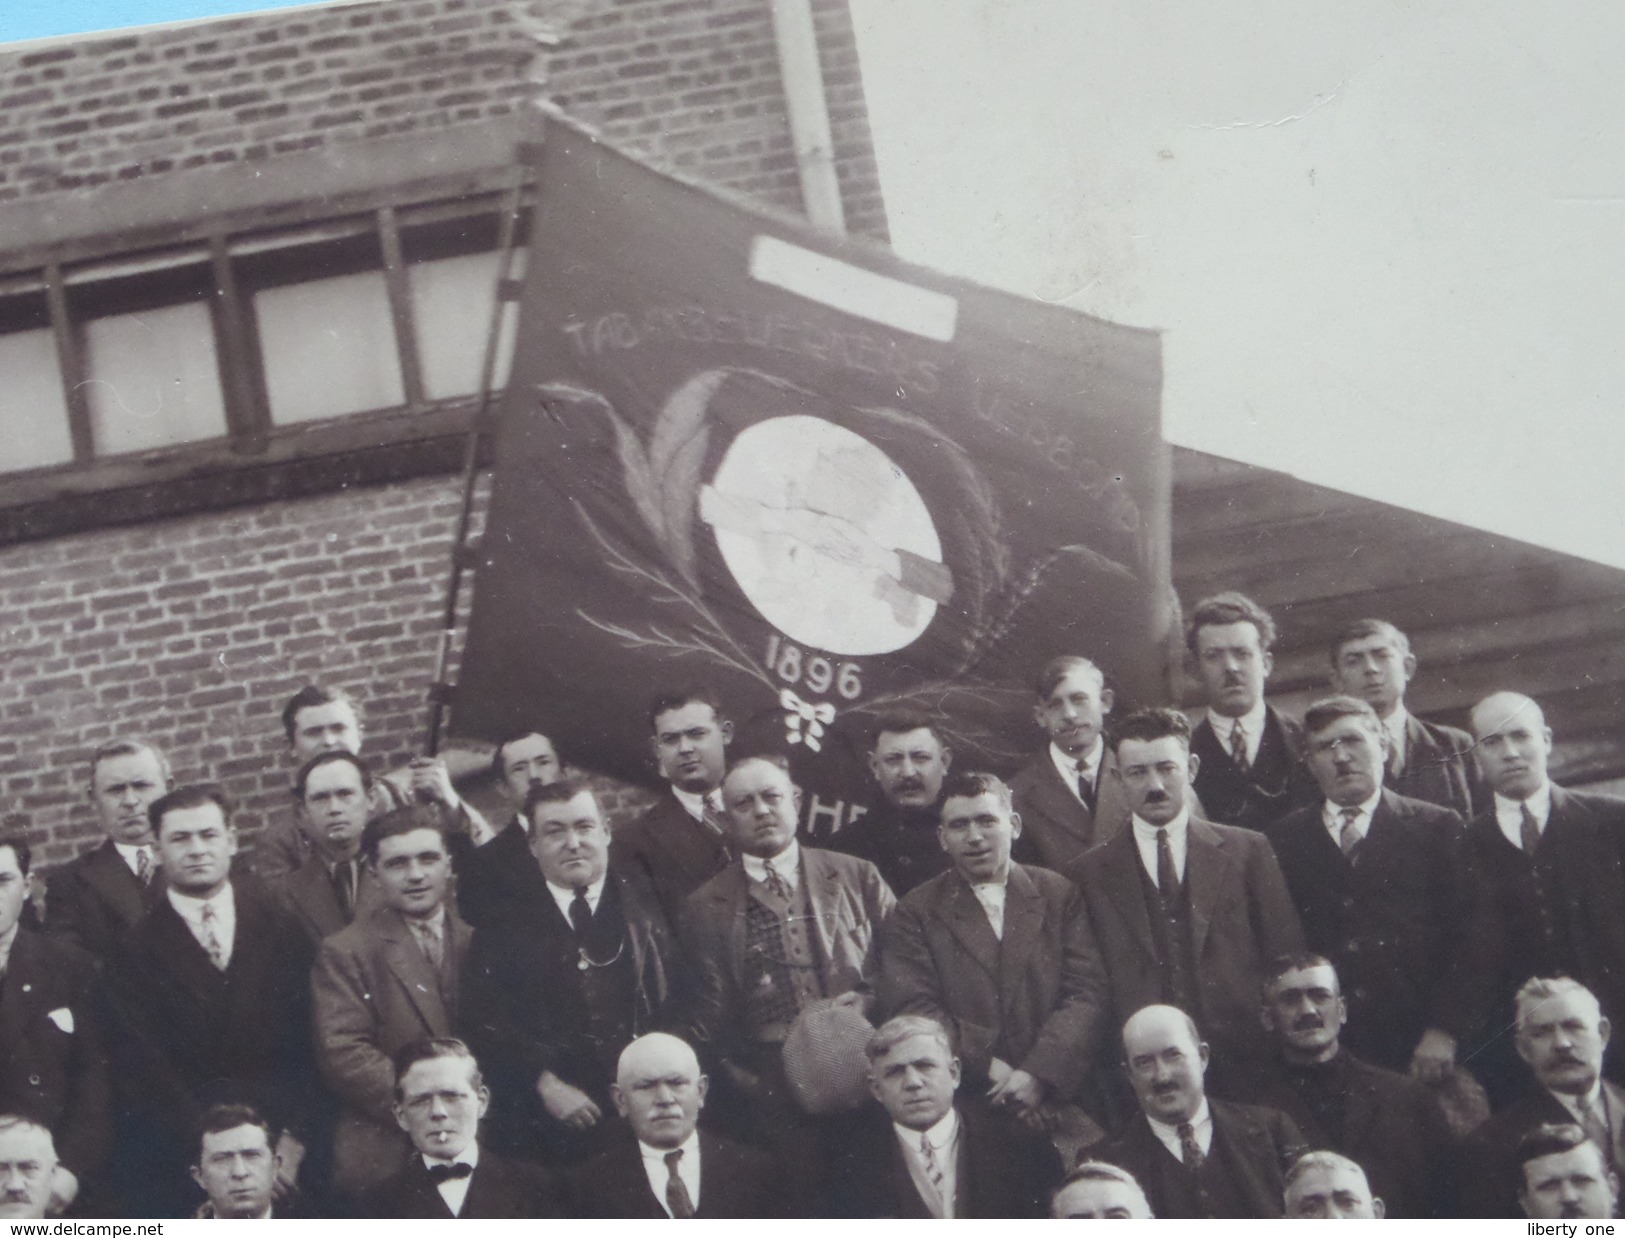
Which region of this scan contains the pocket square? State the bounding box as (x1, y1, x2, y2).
(46, 1008, 74, 1034)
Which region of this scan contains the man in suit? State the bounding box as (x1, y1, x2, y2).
(565, 1032, 779, 1217)
(877, 771, 1107, 1120)
(1518, 1123, 1620, 1221)
(1009, 656, 1129, 872)
(45, 739, 168, 959)
(0, 835, 110, 1215)
(464, 778, 681, 1166)
(455, 731, 558, 927)
(828, 715, 957, 897)
(255, 685, 490, 881)
(1185, 592, 1316, 832)
(272, 751, 385, 946)
(823, 1014, 1062, 1218)
(1246, 954, 1455, 1218)
(313, 805, 473, 1196)
(1328, 619, 1481, 818)
(1085, 1004, 1307, 1219)
(190, 1105, 295, 1219)
(1067, 708, 1304, 1099)
(1460, 690, 1625, 1106)
(361, 1038, 557, 1218)
(1050, 1161, 1154, 1218)
(106, 783, 318, 1217)
(0, 1116, 64, 1220)
(610, 687, 736, 928)
(1461, 977, 1625, 1217)
(1264, 695, 1472, 1078)
(1282, 1151, 1385, 1219)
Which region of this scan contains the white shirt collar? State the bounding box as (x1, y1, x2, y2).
(422, 1140, 479, 1216)
(1132, 806, 1190, 844)
(742, 840, 801, 886)
(639, 1130, 700, 1166)
(1148, 1097, 1214, 1158)
(1207, 697, 1267, 736)
(1322, 787, 1384, 834)
(1131, 808, 1191, 888)
(671, 785, 722, 822)
(1050, 736, 1104, 777)
(113, 841, 154, 876)
(167, 881, 234, 918)
(546, 875, 607, 921)
(895, 1104, 959, 1152)
(639, 1131, 701, 1217)
(1495, 781, 1553, 850)
(1553, 1080, 1606, 1121)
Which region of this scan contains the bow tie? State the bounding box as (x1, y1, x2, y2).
(426, 1161, 473, 1183)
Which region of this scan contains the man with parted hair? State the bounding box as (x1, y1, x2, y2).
(823, 1014, 1062, 1218)
(456, 730, 560, 927)
(1460, 976, 1625, 1217)
(1282, 1150, 1385, 1219)
(45, 739, 170, 958)
(1460, 690, 1625, 1107)
(190, 1104, 287, 1219)
(829, 713, 957, 896)
(1009, 656, 1131, 871)
(1326, 618, 1480, 817)
(1263, 695, 1473, 1077)
(1050, 1160, 1154, 1219)
(1184, 592, 1316, 832)
(360, 1038, 558, 1218)
(1517, 1123, 1620, 1220)
(272, 750, 383, 946)
(0, 1115, 66, 1220)
(878, 770, 1106, 1123)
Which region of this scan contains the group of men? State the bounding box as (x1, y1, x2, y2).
(2, 590, 1624, 1220)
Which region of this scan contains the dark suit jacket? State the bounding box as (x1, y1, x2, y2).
(1243, 1048, 1456, 1218)
(1191, 705, 1317, 832)
(1010, 749, 1131, 873)
(826, 799, 952, 897)
(683, 847, 894, 1062)
(1457, 1080, 1625, 1218)
(44, 840, 165, 960)
(877, 864, 1106, 1096)
(610, 791, 732, 929)
(1389, 713, 1483, 819)
(1087, 1100, 1307, 1219)
(1067, 818, 1304, 1077)
(270, 851, 381, 947)
(824, 1101, 1063, 1218)
(1264, 789, 1472, 1070)
(565, 1130, 781, 1218)
(0, 930, 111, 1179)
(455, 816, 540, 928)
(358, 1147, 559, 1218)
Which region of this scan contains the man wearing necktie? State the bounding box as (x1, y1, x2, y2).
(1459, 691, 1625, 1108)
(463, 779, 680, 1167)
(271, 752, 380, 947)
(565, 1032, 781, 1217)
(1083, 1005, 1306, 1219)
(1262, 695, 1472, 1079)
(360, 1038, 557, 1217)
(1460, 977, 1625, 1217)
(45, 739, 170, 960)
(611, 688, 737, 928)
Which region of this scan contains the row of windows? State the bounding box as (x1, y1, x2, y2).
(0, 194, 527, 477)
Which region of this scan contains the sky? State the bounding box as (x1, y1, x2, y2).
(9, 1, 1625, 569)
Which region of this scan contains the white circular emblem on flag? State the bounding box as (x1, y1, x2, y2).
(700, 414, 950, 656)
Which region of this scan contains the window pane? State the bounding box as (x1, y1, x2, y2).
(0, 330, 74, 472)
(408, 250, 523, 400)
(83, 301, 226, 456)
(255, 271, 404, 424)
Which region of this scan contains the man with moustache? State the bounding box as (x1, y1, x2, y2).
(464, 778, 680, 1166)
(1460, 690, 1625, 1105)
(1050, 1162, 1155, 1219)
(456, 731, 560, 927)
(1010, 656, 1131, 872)
(1326, 619, 1480, 817)
(1263, 696, 1472, 1077)
(1185, 593, 1316, 832)
(611, 687, 737, 928)
(361, 1038, 558, 1218)
(1518, 1124, 1620, 1221)
(1084, 1004, 1306, 1219)
(0, 1117, 68, 1220)
(1460, 977, 1625, 1217)
(46, 740, 169, 959)
(273, 751, 382, 946)
(566, 1032, 780, 1217)
(1282, 1151, 1386, 1220)
(314, 805, 473, 1196)
(1248, 955, 1455, 1218)
(878, 771, 1107, 1122)
(831, 714, 956, 896)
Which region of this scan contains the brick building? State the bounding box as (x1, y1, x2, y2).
(0, 0, 889, 862)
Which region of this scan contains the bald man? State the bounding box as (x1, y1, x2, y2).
(1283, 1151, 1385, 1219)
(1460, 691, 1625, 1105)
(564, 1034, 780, 1217)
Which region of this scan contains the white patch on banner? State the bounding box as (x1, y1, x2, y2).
(749, 236, 959, 342)
(702, 414, 948, 656)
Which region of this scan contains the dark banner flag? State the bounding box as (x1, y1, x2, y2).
(451, 116, 1168, 838)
